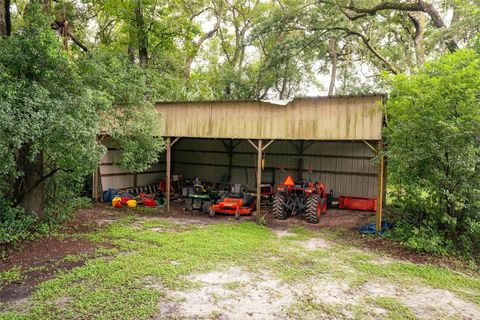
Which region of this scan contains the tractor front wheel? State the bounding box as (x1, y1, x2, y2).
(305, 194, 323, 224)
(185, 198, 193, 211)
(272, 192, 288, 220)
(202, 201, 211, 213)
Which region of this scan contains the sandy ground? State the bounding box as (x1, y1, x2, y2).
(156, 234, 480, 320)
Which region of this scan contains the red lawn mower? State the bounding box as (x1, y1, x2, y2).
(209, 184, 255, 220)
(272, 175, 327, 224)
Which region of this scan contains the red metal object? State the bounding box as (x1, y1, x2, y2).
(338, 196, 377, 211)
(143, 198, 157, 207)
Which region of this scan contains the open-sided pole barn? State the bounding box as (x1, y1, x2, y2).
(156, 94, 386, 229)
(97, 95, 385, 231)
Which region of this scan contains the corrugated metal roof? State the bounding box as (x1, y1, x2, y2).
(156, 93, 387, 105)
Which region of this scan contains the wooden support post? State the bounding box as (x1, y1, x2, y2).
(92, 167, 97, 201)
(256, 139, 262, 223)
(166, 137, 171, 212)
(376, 140, 385, 233)
(228, 140, 233, 184)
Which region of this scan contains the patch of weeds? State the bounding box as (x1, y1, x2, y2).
(287, 225, 316, 239)
(267, 247, 341, 282)
(0, 267, 24, 288)
(223, 281, 247, 292)
(94, 247, 119, 256)
(140, 218, 176, 230)
(317, 227, 349, 241)
(60, 253, 90, 263)
(367, 296, 417, 320)
(284, 296, 347, 319)
(208, 310, 224, 319)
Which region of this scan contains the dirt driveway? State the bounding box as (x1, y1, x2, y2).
(1, 204, 479, 319)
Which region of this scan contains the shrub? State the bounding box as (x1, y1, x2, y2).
(385, 48, 480, 260)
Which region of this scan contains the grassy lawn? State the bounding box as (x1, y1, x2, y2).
(1, 213, 479, 319)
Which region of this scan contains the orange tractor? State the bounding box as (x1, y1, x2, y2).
(272, 175, 327, 224)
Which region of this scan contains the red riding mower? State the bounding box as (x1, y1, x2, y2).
(209, 184, 255, 220)
(272, 175, 327, 224)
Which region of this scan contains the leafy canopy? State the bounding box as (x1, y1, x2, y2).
(0, 5, 164, 206)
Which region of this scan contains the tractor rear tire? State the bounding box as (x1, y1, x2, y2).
(272, 192, 288, 220)
(305, 194, 323, 224)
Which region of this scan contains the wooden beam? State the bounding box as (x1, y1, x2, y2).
(247, 139, 259, 151)
(262, 139, 275, 151)
(171, 137, 181, 147)
(376, 140, 385, 233)
(167, 148, 374, 160)
(166, 137, 171, 212)
(256, 139, 262, 223)
(363, 140, 378, 154)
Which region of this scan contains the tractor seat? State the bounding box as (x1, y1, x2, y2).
(193, 185, 207, 194)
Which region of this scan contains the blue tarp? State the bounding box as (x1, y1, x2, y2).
(358, 220, 393, 235)
(102, 189, 134, 203)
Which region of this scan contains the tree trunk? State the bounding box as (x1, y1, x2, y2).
(14, 144, 45, 217)
(344, 0, 459, 53)
(408, 12, 426, 65)
(128, 44, 136, 64)
(327, 38, 337, 96)
(0, 0, 10, 37)
(135, 0, 148, 68)
(418, 0, 458, 52)
(23, 152, 45, 217)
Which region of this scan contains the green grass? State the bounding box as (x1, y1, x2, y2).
(284, 296, 340, 319)
(1, 217, 274, 319)
(1, 217, 479, 319)
(368, 296, 417, 320)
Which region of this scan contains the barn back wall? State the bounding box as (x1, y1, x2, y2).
(172, 139, 378, 198)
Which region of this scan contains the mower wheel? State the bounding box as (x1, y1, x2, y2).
(235, 208, 240, 220)
(202, 201, 212, 213)
(305, 194, 322, 224)
(184, 198, 193, 211)
(272, 192, 288, 220)
(209, 208, 215, 218)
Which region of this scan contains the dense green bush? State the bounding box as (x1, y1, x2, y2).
(385, 48, 480, 260)
(0, 206, 38, 247)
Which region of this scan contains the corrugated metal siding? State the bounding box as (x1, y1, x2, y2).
(99, 149, 165, 191)
(172, 139, 378, 198)
(156, 96, 383, 140)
